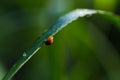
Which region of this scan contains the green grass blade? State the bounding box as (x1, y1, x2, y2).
(2, 9, 120, 80)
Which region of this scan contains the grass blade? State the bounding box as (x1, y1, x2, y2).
(2, 9, 120, 80)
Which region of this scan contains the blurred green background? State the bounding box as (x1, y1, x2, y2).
(1, 0, 120, 80)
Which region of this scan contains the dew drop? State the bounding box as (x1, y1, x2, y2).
(23, 52, 26, 57)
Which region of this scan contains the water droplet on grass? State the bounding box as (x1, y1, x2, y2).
(23, 52, 26, 57)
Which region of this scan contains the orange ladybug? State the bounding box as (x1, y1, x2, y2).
(45, 36, 54, 45)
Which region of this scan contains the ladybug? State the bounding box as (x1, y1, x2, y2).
(45, 36, 54, 45)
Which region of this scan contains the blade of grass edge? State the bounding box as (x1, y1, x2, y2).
(2, 9, 120, 80)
